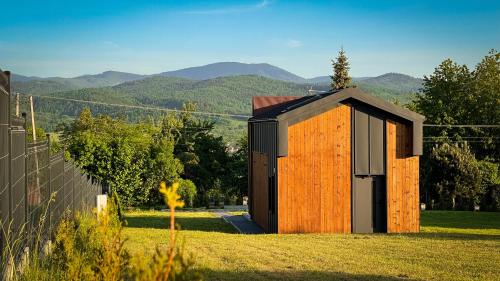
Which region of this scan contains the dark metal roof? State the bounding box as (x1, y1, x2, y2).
(250, 88, 424, 123)
(249, 87, 425, 156)
(252, 96, 300, 116)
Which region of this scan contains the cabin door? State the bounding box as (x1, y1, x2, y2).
(352, 177, 373, 233)
(352, 176, 386, 233)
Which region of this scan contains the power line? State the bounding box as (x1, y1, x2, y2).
(423, 124, 500, 128)
(22, 94, 500, 128)
(30, 95, 252, 119)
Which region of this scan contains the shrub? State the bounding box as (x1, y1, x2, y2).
(17, 182, 202, 280)
(426, 143, 483, 210)
(479, 161, 500, 211)
(177, 179, 197, 208)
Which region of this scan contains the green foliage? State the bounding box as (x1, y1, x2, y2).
(224, 135, 248, 201)
(177, 179, 197, 208)
(205, 180, 224, 208)
(425, 143, 483, 210)
(412, 50, 499, 161)
(23, 74, 423, 143)
(64, 104, 246, 208)
(478, 161, 500, 211)
(130, 245, 201, 281)
(331, 47, 352, 90)
(64, 109, 183, 206)
(19, 192, 201, 281)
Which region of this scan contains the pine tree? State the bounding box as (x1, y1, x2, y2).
(331, 47, 352, 90)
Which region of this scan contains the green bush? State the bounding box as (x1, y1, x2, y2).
(177, 179, 197, 208)
(479, 161, 500, 211)
(426, 143, 484, 210)
(18, 194, 201, 281)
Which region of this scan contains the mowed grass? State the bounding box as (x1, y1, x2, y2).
(123, 210, 500, 281)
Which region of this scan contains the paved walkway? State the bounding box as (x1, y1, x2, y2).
(215, 212, 265, 234)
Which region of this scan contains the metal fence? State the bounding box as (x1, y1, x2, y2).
(1, 70, 102, 259)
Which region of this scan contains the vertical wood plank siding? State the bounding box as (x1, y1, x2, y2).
(277, 105, 351, 233)
(386, 121, 420, 233)
(252, 152, 269, 232)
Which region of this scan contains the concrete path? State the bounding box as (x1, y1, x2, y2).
(215, 212, 265, 234)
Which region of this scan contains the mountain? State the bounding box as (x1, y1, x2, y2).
(30, 75, 311, 143)
(11, 73, 42, 82)
(12, 71, 146, 94)
(68, 71, 146, 88)
(358, 73, 423, 93)
(160, 62, 306, 82)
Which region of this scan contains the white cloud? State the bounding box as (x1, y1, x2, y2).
(285, 39, 303, 48)
(102, 40, 119, 48)
(182, 0, 271, 15)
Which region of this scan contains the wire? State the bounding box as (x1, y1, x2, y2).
(18, 94, 500, 128)
(30, 95, 252, 119)
(423, 124, 500, 128)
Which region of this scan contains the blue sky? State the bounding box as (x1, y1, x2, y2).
(0, 0, 498, 78)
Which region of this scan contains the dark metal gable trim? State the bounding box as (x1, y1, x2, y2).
(274, 88, 425, 157)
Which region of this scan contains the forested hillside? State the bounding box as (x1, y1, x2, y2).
(17, 73, 421, 143)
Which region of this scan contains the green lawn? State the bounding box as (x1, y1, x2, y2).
(123, 210, 500, 281)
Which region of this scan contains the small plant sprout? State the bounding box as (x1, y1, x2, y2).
(159, 181, 185, 280)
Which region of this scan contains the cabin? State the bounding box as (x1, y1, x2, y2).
(248, 88, 425, 234)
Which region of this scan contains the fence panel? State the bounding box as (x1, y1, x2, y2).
(63, 162, 74, 214)
(50, 152, 65, 229)
(9, 126, 26, 238)
(27, 142, 50, 238)
(0, 69, 103, 261)
(0, 72, 10, 248)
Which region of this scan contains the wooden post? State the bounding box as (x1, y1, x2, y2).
(29, 96, 41, 205)
(15, 93, 20, 117)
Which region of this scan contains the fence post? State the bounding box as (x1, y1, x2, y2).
(72, 164, 75, 214)
(46, 134, 51, 235)
(61, 146, 65, 217)
(7, 125, 12, 241)
(22, 113, 28, 235)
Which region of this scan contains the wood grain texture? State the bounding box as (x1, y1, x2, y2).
(252, 152, 269, 232)
(277, 105, 351, 234)
(386, 121, 420, 233)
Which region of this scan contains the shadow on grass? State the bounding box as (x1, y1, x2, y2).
(403, 232, 500, 241)
(200, 269, 419, 281)
(124, 215, 236, 233)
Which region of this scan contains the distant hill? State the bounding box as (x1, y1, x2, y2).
(160, 62, 306, 82)
(12, 63, 424, 140)
(12, 71, 146, 94)
(358, 73, 423, 93)
(11, 73, 42, 82)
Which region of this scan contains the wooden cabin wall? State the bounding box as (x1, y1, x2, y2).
(277, 105, 351, 234)
(386, 121, 420, 233)
(251, 152, 269, 232)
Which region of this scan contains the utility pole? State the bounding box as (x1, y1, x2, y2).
(29, 96, 41, 205)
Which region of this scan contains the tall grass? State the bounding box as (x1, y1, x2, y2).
(5, 182, 201, 281)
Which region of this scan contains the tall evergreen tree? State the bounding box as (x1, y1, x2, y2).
(331, 47, 352, 90)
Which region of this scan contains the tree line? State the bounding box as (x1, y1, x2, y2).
(331, 48, 499, 211)
(59, 103, 247, 208)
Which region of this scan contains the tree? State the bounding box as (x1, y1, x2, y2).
(470, 50, 500, 161)
(177, 179, 197, 207)
(412, 50, 499, 161)
(425, 143, 483, 210)
(331, 47, 352, 90)
(478, 161, 500, 211)
(65, 108, 183, 206)
(224, 135, 248, 202)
